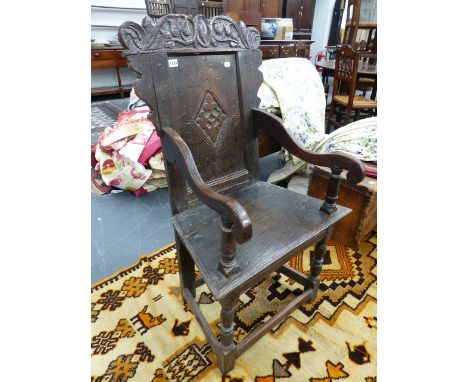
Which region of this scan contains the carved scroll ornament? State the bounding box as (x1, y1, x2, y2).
(119, 14, 261, 54)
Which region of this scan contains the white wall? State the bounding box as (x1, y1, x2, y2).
(91, 0, 147, 91)
(310, 0, 336, 62)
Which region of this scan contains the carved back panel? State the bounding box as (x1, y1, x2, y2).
(119, 14, 263, 214)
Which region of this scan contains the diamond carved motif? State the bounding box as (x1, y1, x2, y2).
(192, 90, 231, 150)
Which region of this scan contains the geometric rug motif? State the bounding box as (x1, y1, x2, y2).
(91, 102, 124, 133)
(91, 232, 377, 381)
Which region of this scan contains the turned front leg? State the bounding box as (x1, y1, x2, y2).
(320, 167, 343, 215)
(218, 219, 240, 278)
(218, 293, 239, 373)
(310, 237, 326, 287)
(310, 229, 333, 288)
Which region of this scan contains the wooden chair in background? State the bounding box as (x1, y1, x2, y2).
(198, 1, 225, 18)
(172, 0, 198, 15)
(342, 0, 362, 47)
(342, 0, 376, 52)
(327, 45, 377, 133)
(119, 13, 365, 374)
(145, 0, 172, 17)
(342, 0, 377, 88)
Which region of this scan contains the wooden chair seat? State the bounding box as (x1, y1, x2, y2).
(333, 94, 377, 109)
(356, 77, 376, 91)
(358, 77, 375, 84)
(173, 181, 350, 299)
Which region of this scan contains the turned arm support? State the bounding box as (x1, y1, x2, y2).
(162, 127, 252, 245)
(252, 108, 366, 214)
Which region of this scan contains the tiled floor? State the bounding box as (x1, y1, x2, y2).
(91, 96, 282, 283)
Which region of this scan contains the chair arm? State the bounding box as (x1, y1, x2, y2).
(162, 127, 252, 244)
(252, 108, 365, 184)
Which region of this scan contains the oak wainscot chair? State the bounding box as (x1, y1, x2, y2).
(119, 14, 365, 374)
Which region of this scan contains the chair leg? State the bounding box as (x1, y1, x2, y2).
(176, 237, 196, 299)
(217, 293, 239, 374)
(354, 109, 361, 121)
(326, 101, 337, 134)
(336, 106, 342, 125)
(344, 107, 352, 126)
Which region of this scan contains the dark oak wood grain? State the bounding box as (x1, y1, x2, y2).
(119, 13, 363, 374)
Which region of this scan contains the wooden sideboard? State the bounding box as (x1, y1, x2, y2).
(91, 48, 132, 97)
(259, 39, 312, 59)
(91, 39, 313, 97)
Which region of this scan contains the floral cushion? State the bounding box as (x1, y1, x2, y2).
(258, 58, 377, 165)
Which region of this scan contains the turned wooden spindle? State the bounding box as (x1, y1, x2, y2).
(310, 237, 327, 287)
(320, 167, 343, 215)
(218, 219, 240, 277)
(219, 301, 236, 349)
(218, 293, 238, 372)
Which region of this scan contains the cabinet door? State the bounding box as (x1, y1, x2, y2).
(284, 0, 302, 32)
(226, 0, 245, 12)
(244, 0, 261, 12)
(299, 0, 316, 33)
(260, 0, 282, 18)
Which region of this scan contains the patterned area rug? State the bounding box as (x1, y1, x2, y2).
(91, 101, 126, 134)
(91, 233, 377, 382)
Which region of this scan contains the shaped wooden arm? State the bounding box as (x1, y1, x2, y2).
(252, 108, 365, 184)
(162, 127, 252, 245)
(252, 108, 366, 215)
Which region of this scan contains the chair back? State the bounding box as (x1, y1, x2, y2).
(342, 0, 361, 46)
(172, 0, 198, 15)
(146, 0, 172, 18)
(198, 1, 225, 18)
(332, 45, 359, 101)
(119, 14, 262, 214)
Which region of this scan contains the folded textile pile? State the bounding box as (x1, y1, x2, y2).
(93, 108, 168, 196)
